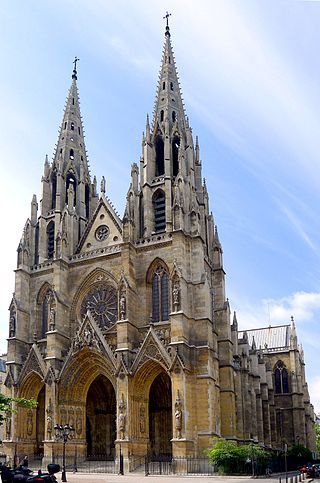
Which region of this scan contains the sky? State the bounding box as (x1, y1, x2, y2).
(0, 0, 320, 413)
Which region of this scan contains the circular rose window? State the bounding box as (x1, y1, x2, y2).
(81, 285, 118, 329)
(95, 225, 109, 241)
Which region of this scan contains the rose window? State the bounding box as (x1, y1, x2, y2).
(81, 285, 118, 329)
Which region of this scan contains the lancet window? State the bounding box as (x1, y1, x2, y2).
(155, 135, 164, 176)
(151, 265, 169, 322)
(274, 360, 289, 394)
(47, 221, 55, 259)
(153, 190, 166, 232)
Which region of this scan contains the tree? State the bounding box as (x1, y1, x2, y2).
(0, 393, 37, 426)
(207, 438, 270, 475)
(315, 424, 320, 455)
(287, 443, 312, 460)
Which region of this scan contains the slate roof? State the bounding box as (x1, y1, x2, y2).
(238, 324, 290, 350)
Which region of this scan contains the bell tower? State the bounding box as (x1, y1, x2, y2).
(35, 58, 97, 263)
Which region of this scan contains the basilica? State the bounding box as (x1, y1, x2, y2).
(3, 21, 316, 469)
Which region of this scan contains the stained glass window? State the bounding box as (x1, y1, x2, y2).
(152, 266, 169, 322)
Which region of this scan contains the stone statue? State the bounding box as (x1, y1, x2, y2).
(120, 293, 126, 320)
(118, 395, 126, 440)
(27, 410, 33, 436)
(175, 391, 183, 439)
(172, 281, 180, 311)
(49, 307, 55, 331)
(139, 404, 145, 433)
(101, 176, 106, 194)
(76, 410, 82, 436)
(6, 412, 11, 439)
(46, 398, 53, 439)
(9, 312, 16, 337)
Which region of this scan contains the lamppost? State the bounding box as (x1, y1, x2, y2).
(54, 424, 75, 482)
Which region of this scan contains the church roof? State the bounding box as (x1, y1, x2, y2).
(238, 324, 290, 351)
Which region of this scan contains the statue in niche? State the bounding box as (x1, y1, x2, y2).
(27, 410, 33, 436)
(49, 307, 55, 331)
(9, 310, 16, 337)
(6, 412, 11, 439)
(46, 399, 53, 439)
(67, 183, 75, 208)
(118, 395, 126, 440)
(139, 404, 145, 434)
(175, 391, 183, 439)
(76, 410, 82, 436)
(119, 292, 126, 320)
(172, 280, 180, 311)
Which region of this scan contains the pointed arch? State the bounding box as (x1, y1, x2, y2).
(154, 135, 164, 176)
(37, 283, 55, 338)
(274, 360, 289, 394)
(66, 171, 77, 207)
(172, 134, 180, 177)
(51, 171, 57, 209)
(152, 189, 166, 232)
(147, 258, 169, 322)
(46, 221, 55, 259)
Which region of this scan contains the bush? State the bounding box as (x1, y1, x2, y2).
(207, 438, 270, 475)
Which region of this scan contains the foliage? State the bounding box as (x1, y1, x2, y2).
(207, 438, 270, 475)
(315, 424, 320, 454)
(0, 393, 37, 425)
(287, 443, 312, 460)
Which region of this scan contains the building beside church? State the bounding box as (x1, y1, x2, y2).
(3, 21, 315, 468)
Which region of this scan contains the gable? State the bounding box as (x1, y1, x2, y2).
(78, 197, 123, 254)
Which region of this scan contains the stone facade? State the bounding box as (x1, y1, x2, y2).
(3, 23, 315, 466)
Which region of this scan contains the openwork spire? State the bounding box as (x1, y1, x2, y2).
(52, 59, 90, 181)
(152, 15, 187, 132)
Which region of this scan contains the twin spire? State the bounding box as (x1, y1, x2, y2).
(152, 13, 187, 132)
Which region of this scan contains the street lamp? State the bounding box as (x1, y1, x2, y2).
(54, 424, 75, 482)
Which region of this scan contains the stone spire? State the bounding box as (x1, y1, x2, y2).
(52, 58, 90, 182)
(152, 17, 187, 132)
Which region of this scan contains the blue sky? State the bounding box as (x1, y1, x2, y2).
(0, 0, 320, 413)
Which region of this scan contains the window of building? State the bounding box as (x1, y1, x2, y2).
(155, 135, 164, 176)
(153, 190, 166, 232)
(160, 110, 164, 122)
(51, 173, 57, 209)
(152, 265, 169, 322)
(162, 82, 165, 90)
(69, 149, 74, 160)
(47, 221, 55, 259)
(274, 360, 289, 394)
(172, 135, 180, 177)
(71, 122, 75, 131)
(170, 82, 173, 91)
(172, 111, 176, 122)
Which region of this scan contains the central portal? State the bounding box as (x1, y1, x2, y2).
(86, 375, 116, 457)
(149, 372, 172, 457)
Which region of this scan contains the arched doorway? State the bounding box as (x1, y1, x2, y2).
(86, 375, 116, 457)
(149, 372, 172, 457)
(36, 386, 45, 455)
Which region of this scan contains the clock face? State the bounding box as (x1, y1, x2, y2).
(95, 225, 109, 241)
(81, 285, 118, 329)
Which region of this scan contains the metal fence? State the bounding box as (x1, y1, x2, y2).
(145, 456, 216, 476)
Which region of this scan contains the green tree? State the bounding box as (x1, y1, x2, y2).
(287, 443, 312, 460)
(0, 393, 37, 426)
(315, 424, 320, 454)
(207, 438, 270, 475)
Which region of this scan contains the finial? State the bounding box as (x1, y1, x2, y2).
(163, 11, 172, 36)
(72, 56, 80, 80)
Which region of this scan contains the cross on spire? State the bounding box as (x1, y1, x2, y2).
(163, 11, 172, 36)
(72, 56, 80, 80)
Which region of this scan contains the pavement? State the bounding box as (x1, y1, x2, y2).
(60, 473, 288, 483)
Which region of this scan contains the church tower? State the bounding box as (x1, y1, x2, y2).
(4, 17, 314, 471)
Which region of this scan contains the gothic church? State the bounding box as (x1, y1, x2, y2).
(4, 21, 315, 468)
